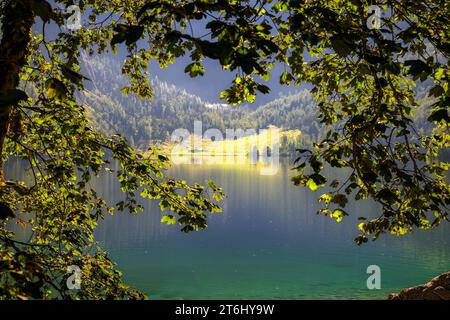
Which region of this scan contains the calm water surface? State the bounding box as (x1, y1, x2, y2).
(89, 158, 450, 300)
(7, 158, 450, 299)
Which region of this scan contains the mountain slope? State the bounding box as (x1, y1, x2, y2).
(79, 55, 434, 152)
(79, 55, 253, 147)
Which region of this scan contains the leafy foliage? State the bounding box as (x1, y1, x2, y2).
(0, 0, 449, 300)
(0, 0, 223, 299)
(124, 0, 449, 243)
(127, 0, 449, 244)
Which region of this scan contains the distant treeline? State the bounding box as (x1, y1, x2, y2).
(80, 56, 434, 155)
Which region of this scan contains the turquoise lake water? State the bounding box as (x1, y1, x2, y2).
(90, 159, 450, 300)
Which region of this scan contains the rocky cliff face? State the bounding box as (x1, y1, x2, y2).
(389, 272, 450, 300)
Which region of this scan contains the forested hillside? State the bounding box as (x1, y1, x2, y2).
(79, 56, 253, 147)
(80, 56, 433, 153)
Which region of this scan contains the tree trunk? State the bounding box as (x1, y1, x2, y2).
(0, 0, 35, 186)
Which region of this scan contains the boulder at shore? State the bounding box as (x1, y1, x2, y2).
(388, 272, 450, 300)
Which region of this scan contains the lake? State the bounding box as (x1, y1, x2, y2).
(89, 157, 450, 299)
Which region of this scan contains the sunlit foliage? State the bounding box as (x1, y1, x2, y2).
(0, 0, 448, 299)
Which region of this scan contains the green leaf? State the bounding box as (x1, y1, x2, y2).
(256, 84, 270, 94)
(330, 209, 348, 223)
(157, 154, 169, 162)
(404, 60, 432, 78)
(291, 174, 307, 186)
(111, 25, 129, 46)
(44, 78, 68, 99)
(205, 179, 218, 190)
(330, 36, 352, 57)
(125, 26, 145, 45)
(331, 194, 348, 208)
(184, 62, 205, 77)
(161, 215, 176, 225)
(428, 85, 444, 98)
(137, 1, 161, 18)
(158, 199, 170, 211)
(61, 65, 89, 86)
(376, 188, 398, 202)
(428, 108, 449, 123)
(280, 71, 294, 84)
(306, 174, 327, 191)
(330, 179, 340, 188)
(111, 25, 144, 46)
(318, 193, 332, 205)
(355, 235, 368, 245)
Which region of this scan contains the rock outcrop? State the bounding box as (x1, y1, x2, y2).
(388, 272, 450, 300)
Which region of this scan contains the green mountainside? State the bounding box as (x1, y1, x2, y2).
(80, 56, 433, 154)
